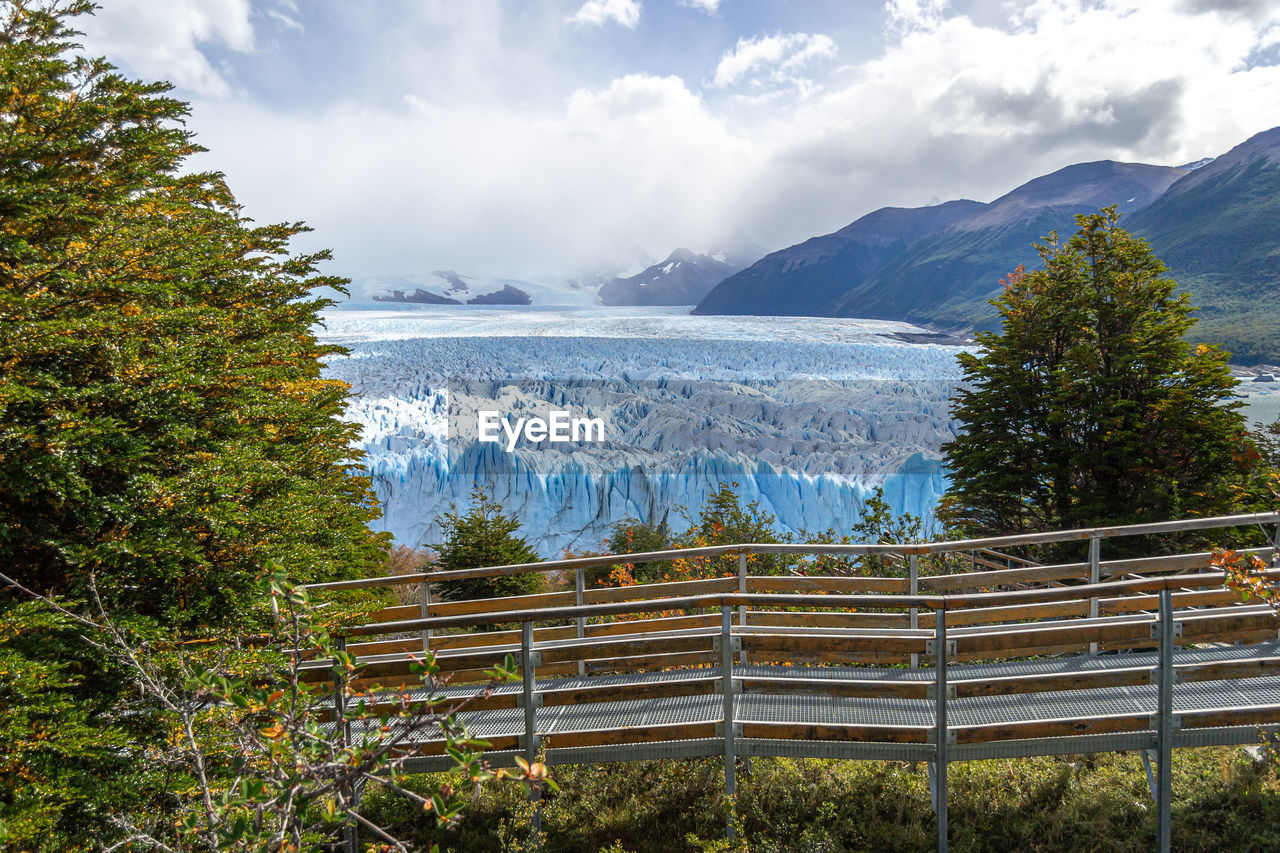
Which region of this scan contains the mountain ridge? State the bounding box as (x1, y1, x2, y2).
(599, 247, 749, 306)
(693, 126, 1280, 363)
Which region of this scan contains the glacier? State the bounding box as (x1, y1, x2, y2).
(318, 304, 969, 557)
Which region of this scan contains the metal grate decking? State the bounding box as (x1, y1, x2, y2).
(365, 638, 1280, 748)
(310, 513, 1280, 853)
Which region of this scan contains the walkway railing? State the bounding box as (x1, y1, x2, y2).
(303, 512, 1280, 853)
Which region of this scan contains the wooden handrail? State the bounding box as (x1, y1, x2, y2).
(330, 570, 1280, 638)
(304, 512, 1279, 592)
(352, 547, 1275, 631)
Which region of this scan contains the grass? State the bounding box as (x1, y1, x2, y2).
(360, 746, 1280, 852)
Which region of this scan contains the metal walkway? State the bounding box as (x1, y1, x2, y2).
(303, 511, 1280, 852)
(365, 638, 1280, 760)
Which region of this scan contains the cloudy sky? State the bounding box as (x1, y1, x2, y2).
(81, 0, 1280, 280)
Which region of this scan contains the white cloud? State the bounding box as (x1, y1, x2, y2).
(190, 72, 761, 276)
(861, 0, 1280, 162)
(266, 9, 303, 32)
(80, 0, 254, 98)
(121, 0, 1280, 281)
(680, 0, 722, 13)
(711, 32, 837, 89)
(740, 0, 1280, 241)
(884, 0, 950, 31)
(568, 0, 642, 29)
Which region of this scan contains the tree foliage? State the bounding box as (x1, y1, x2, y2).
(0, 562, 537, 852)
(596, 484, 938, 586)
(1252, 417, 1280, 473)
(0, 599, 142, 846)
(941, 208, 1253, 537)
(0, 3, 393, 844)
(0, 0, 388, 628)
(597, 516, 674, 586)
(432, 489, 544, 601)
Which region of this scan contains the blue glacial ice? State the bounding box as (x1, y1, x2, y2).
(319, 304, 968, 557)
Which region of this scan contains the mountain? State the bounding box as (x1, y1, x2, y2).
(828, 161, 1186, 327)
(345, 270, 597, 307)
(465, 283, 531, 305)
(696, 161, 1186, 327)
(372, 288, 460, 305)
(694, 126, 1280, 363)
(598, 248, 747, 306)
(694, 200, 983, 316)
(1127, 127, 1280, 364)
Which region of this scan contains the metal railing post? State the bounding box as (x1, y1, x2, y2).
(419, 579, 432, 653)
(1272, 525, 1280, 639)
(910, 553, 920, 669)
(333, 635, 357, 853)
(521, 620, 538, 761)
(721, 605, 736, 840)
(935, 603, 949, 853)
(1157, 588, 1174, 853)
(575, 566, 586, 677)
(520, 619, 543, 848)
(1089, 535, 1101, 654)
(332, 634, 348, 731)
(738, 551, 748, 664)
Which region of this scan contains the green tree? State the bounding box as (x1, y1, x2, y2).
(666, 484, 794, 578)
(0, 563, 536, 852)
(594, 517, 673, 586)
(1253, 417, 1280, 472)
(0, 600, 140, 846)
(0, 3, 389, 845)
(432, 489, 544, 601)
(941, 208, 1252, 537)
(0, 1, 387, 627)
(684, 483, 785, 550)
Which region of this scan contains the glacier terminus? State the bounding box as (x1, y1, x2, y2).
(317, 303, 970, 557)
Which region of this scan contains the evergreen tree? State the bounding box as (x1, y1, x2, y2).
(600, 517, 673, 585)
(0, 1, 388, 628)
(432, 489, 544, 601)
(0, 7, 390, 844)
(941, 207, 1251, 536)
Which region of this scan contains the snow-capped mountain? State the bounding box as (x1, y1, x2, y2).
(598, 247, 749, 306)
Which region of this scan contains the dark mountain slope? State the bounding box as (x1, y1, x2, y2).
(693, 200, 983, 316)
(1128, 127, 1280, 363)
(830, 161, 1187, 327)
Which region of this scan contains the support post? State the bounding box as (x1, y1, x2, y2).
(909, 553, 920, 670)
(1089, 536, 1101, 655)
(738, 551, 748, 663)
(521, 620, 543, 849)
(934, 604, 949, 853)
(575, 566, 586, 677)
(332, 635, 351, 750)
(1156, 588, 1174, 853)
(521, 620, 538, 762)
(333, 635, 358, 853)
(419, 579, 432, 654)
(721, 605, 736, 840)
(1273, 525, 1280, 639)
